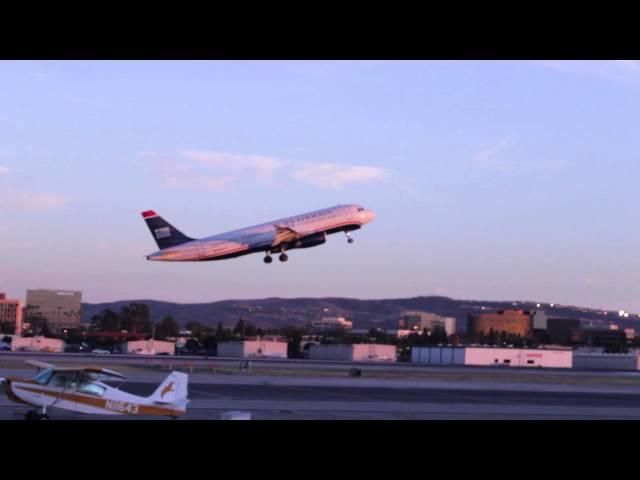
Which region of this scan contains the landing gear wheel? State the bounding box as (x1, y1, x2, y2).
(263, 255, 273, 264)
(25, 411, 37, 421)
(279, 253, 288, 262)
(37, 414, 50, 420)
(347, 238, 354, 244)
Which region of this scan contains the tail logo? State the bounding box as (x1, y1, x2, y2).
(155, 227, 171, 239)
(161, 381, 175, 399)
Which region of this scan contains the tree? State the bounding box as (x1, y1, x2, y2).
(233, 319, 246, 336)
(120, 303, 152, 334)
(90, 309, 120, 332)
(185, 338, 202, 353)
(156, 315, 179, 340)
(488, 328, 497, 346)
(287, 330, 302, 358)
(186, 321, 204, 337)
(40, 320, 52, 338)
(216, 321, 225, 338)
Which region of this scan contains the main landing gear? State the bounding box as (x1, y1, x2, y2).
(25, 409, 50, 421)
(263, 251, 288, 263)
(346, 232, 354, 244)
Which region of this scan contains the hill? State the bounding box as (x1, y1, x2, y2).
(81, 296, 635, 332)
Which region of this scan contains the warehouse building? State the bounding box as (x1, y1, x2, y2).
(12, 336, 65, 353)
(217, 338, 288, 358)
(411, 346, 572, 368)
(122, 339, 175, 355)
(573, 352, 640, 371)
(309, 343, 396, 362)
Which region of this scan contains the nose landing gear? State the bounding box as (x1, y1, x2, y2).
(346, 232, 354, 244)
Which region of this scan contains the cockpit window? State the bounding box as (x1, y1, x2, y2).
(52, 373, 79, 389)
(357, 207, 364, 212)
(34, 369, 54, 385)
(78, 382, 106, 397)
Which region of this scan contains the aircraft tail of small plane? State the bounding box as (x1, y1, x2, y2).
(149, 371, 189, 410)
(141, 210, 195, 250)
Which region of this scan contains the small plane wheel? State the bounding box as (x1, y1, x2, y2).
(263, 255, 273, 264)
(347, 238, 354, 244)
(37, 414, 50, 420)
(279, 253, 288, 262)
(25, 411, 37, 421)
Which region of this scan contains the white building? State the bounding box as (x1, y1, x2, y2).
(12, 336, 65, 353)
(312, 317, 353, 332)
(217, 339, 288, 358)
(411, 346, 572, 368)
(309, 344, 397, 362)
(399, 311, 456, 336)
(122, 339, 175, 355)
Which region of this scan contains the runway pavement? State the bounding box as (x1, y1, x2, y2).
(3, 371, 640, 420)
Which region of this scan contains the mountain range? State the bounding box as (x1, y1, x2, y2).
(81, 296, 637, 333)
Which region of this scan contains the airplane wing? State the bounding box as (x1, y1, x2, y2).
(272, 224, 313, 245)
(52, 366, 127, 380)
(25, 360, 56, 370)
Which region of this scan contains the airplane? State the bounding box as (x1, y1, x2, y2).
(0, 360, 189, 420)
(141, 204, 376, 263)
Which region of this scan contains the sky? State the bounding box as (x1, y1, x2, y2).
(2, 60, 640, 311)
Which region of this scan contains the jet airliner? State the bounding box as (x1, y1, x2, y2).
(141, 204, 375, 263)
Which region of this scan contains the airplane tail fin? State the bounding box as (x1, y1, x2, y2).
(149, 371, 189, 408)
(141, 211, 195, 250)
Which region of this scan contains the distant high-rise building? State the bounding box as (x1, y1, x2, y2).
(0, 293, 23, 335)
(399, 311, 456, 336)
(467, 309, 536, 340)
(24, 289, 82, 334)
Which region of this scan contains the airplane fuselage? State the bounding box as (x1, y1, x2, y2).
(146, 204, 375, 262)
(3, 371, 186, 417)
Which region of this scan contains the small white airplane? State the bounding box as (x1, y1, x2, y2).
(141, 204, 375, 263)
(0, 360, 189, 420)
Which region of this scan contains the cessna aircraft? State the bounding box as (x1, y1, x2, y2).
(141, 204, 375, 263)
(0, 361, 188, 420)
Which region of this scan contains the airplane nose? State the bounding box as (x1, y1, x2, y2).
(366, 210, 376, 223)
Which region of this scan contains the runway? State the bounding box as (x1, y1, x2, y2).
(4, 351, 640, 419)
(3, 373, 640, 420)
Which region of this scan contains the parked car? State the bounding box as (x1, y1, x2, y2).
(92, 349, 110, 355)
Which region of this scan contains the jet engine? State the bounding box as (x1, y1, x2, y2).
(292, 232, 327, 249)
